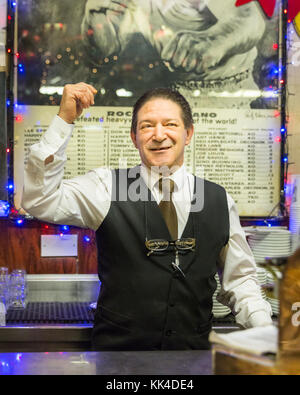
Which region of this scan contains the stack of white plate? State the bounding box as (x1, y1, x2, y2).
(212, 274, 231, 318)
(266, 291, 280, 315)
(289, 175, 300, 253)
(244, 226, 291, 316)
(265, 266, 281, 316)
(244, 226, 291, 263)
(256, 267, 268, 300)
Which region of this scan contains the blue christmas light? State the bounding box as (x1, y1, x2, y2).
(18, 64, 24, 73)
(6, 182, 14, 191)
(0, 201, 10, 217)
(84, 235, 90, 242)
(16, 219, 24, 226)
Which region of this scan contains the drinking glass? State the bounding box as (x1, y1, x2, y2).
(0, 267, 9, 309)
(9, 269, 27, 309)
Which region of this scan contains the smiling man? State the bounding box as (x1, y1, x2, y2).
(22, 82, 272, 350)
(131, 90, 194, 170)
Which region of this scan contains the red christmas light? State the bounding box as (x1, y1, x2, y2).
(15, 115, 23, 122)
(274, 110, 280, 118)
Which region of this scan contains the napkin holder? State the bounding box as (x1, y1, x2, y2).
(212, 248, 300, 374)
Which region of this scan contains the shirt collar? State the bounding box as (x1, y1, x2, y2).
(140, 163, 187, 193)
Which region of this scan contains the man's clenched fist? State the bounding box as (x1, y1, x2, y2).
(58, 82, 97, 124)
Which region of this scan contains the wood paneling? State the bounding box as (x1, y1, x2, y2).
(0, 218, 97, 274)
(0, 217, 289, 274)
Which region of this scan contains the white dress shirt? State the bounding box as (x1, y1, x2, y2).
(22, 115, 273, 329)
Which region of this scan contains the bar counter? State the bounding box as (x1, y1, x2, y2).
(0, 275, 235, 375)
(0, 349, 212, 375)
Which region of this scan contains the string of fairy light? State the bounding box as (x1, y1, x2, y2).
(4, 0, 92, 242)
(1, 0, 294, 232)
(280, 0, 289, 217)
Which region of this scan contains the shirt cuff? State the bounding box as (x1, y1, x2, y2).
(248, 311, 273, 328)
(42, 115, 74, 151)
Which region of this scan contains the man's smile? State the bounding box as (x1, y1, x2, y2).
(149, 146, 172, 152)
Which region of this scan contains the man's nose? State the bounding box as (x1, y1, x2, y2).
(152, 124, 166, 141)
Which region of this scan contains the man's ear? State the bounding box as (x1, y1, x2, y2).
(130, 129, 138, 148)
(185, 125, 194, 146)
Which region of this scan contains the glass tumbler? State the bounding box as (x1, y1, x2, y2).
(0, 267, 9, 309)
(9, 269, 27, 309)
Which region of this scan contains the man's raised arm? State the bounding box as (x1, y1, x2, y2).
(21, 83, 110, 230)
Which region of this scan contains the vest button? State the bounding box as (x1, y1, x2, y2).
(165, 330, 173, 336)
(169, 302, 175, 307)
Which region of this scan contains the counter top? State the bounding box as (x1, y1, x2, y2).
(0, 349, 212, 375)
(0, 322, 240, 352)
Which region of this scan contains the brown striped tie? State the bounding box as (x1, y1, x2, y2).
(158, 178, 178, 240)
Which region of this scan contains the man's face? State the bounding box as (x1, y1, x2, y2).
(131, 98, 194, 170)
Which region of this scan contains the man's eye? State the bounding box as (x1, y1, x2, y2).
(167, 123, 177, 127)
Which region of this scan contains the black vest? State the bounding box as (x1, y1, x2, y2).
(92, 167, 229, 350)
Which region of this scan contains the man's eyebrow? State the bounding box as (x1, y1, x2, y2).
(138, 119, 153, 124)
(138, 118, 180, 125)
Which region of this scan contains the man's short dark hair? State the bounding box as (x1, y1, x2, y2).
(131, 87, 193, 134)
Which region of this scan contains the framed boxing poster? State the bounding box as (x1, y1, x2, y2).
(14, 0, 282, 216)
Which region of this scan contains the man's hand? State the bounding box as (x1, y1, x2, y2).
(161, 31, 225, 74)
(159, 2, 265, 75)
(58, 82, 97, 124)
